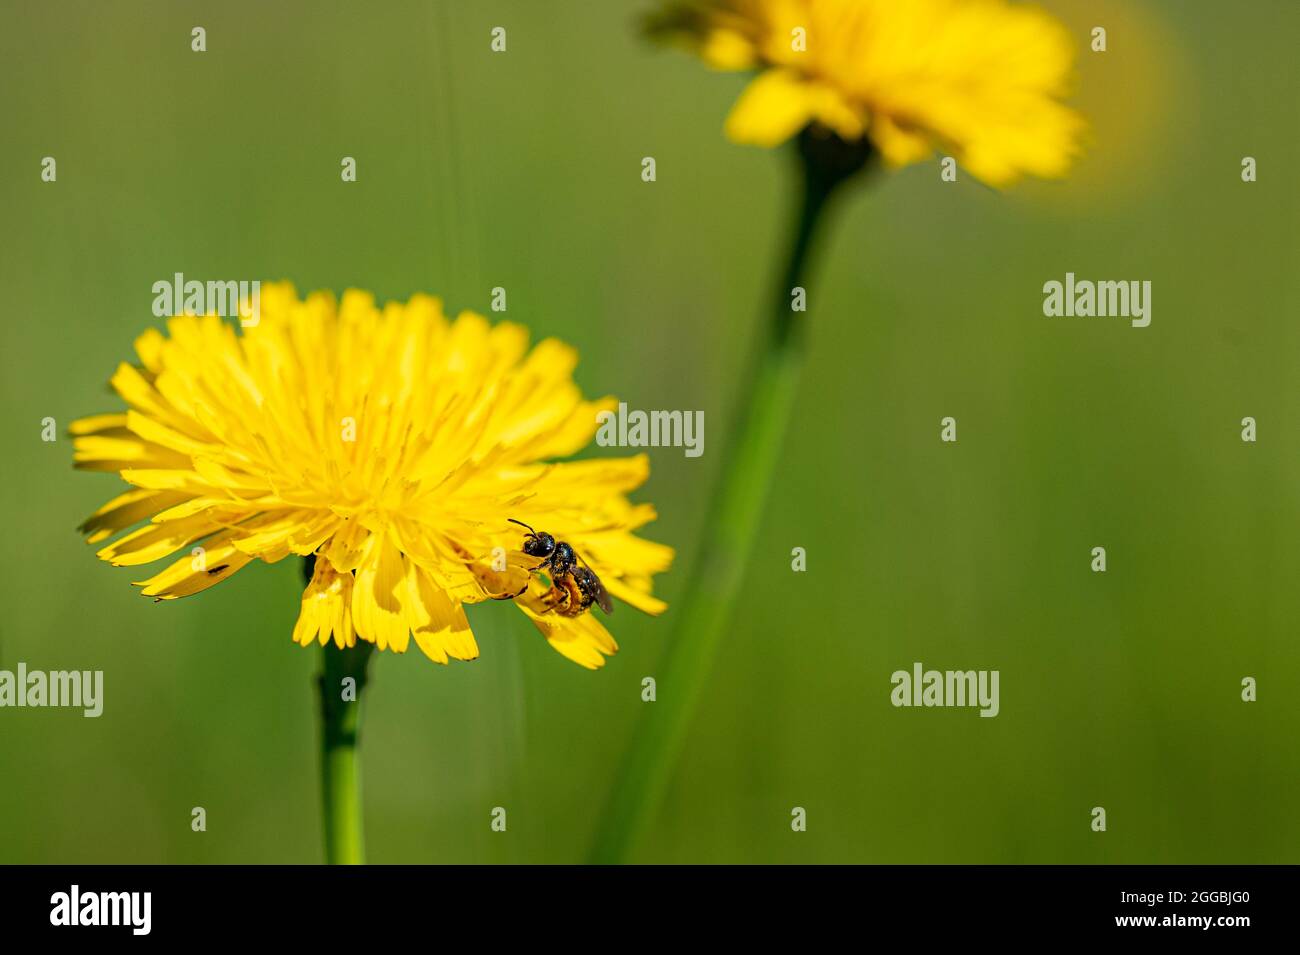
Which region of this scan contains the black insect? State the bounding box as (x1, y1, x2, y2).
(508, 518, 613, 616)
(509, 518, 576, 578)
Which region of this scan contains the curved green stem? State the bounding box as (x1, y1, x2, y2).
(589, 130, 873, 864)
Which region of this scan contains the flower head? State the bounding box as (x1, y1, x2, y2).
(73, 283, 672, 669)
(648, 0, 1086, 186)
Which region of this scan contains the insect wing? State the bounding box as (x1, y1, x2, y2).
(589, 570, 614, 614)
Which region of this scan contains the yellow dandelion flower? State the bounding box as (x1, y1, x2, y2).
(648, 0, 1087, 186)
(72, 282, 672, 670)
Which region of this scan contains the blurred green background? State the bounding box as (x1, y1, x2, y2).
(1, 0, 1297, 863)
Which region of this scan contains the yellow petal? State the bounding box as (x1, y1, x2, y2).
(69, 413, 128, 436)
(516, 585, 619, 669)
(134, 530, 253, 599)
(96, 512, 227, 566)
(406, 561, 478, 663)
(699, 27, 757, 70)
(78, 488, 191, 544)
(352, 532, 409, 652)
(724, 69, 819, 147)
(293, 558, 355, 647)
(602, 576, 668, 616)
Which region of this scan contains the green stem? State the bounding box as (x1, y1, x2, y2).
(319, 641, 374, 864)
(309, 556, 376, 865)
(589, 129, 873, 864)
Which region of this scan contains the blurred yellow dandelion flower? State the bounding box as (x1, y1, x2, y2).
(648, 0, 1086, 186)
(72, 282, 672, 669)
